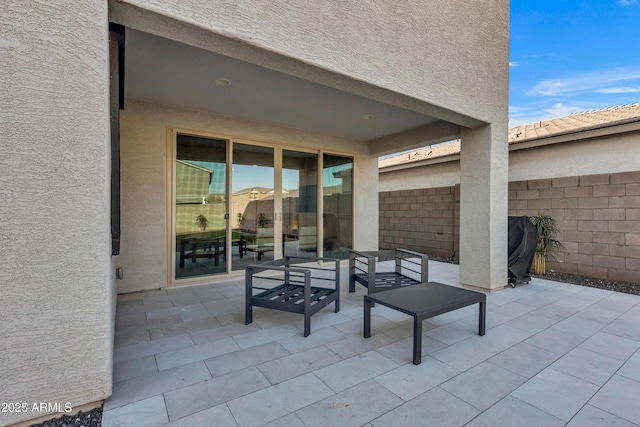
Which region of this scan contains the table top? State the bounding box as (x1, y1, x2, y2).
(365, 282, 485, 317)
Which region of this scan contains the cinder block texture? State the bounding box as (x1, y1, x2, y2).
(380, 170, 640, 283)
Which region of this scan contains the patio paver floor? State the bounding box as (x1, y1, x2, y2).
(103, 261, 640, 426)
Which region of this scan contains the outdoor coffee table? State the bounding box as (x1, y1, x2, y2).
(363, 282, 486, 365)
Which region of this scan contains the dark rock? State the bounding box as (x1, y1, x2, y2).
(29, 408, 102, 427)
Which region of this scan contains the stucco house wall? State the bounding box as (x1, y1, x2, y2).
(2, 0, 508, 424)
(117, 99, 379, 294)
(112, 0, 509, 293)
(0, 2, 115, 426)
(115, 0, 509, 127)
(379, 123, 640, 283)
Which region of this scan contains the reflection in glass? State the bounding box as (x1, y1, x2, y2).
(323, 154, 353, 259)
(175, 134, 227, 279)
(283, 150, 318, 257)
(232, 143, 275, 270)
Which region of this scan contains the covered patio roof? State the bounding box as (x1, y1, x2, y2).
(115, 8, 476, 156)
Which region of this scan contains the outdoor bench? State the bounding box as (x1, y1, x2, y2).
(245, 255, 340, 337)
(349, 248, 428, 295)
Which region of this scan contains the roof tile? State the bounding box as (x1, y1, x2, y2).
(381, 103, 640, 168)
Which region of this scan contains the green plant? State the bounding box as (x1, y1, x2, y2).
(530, 211, 563, 275)
(257, 212, 267, 228)
(196, 214, 209, 232)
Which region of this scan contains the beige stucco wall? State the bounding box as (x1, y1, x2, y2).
(113, 0, 509, 128)
(380, 160, 461, 192)
(380, 129, 640, 190)
(0, 1, 114, 426)
(112, 0, 510, 292)
(509, 132, 640, 182)
(117, 99, 378, 293)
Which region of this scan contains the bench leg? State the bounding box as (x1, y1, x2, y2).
(363, 297, 372, 338)
(245, 303, 252, 326)
(304, 312, 310, 337)
(413, 316, 423, 365)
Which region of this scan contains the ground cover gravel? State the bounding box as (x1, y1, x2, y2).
(28, 408, 102, 427)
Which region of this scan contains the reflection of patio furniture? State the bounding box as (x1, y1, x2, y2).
(349, 248, 428, 295)
(244, 228, 274, 261)
(245, 255, 340, 337)
(323, 213, 339, 250)
(364, 282, 486, 365)
(178, 236, 246, 268)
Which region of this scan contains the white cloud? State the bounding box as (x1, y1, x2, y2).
(594, 86, 640, 94)
(509, 103, 589, 128)
(526, 66, 640, 97)
(509, 62, 519, 67)
(544, 103, 585, 117)
(617, 0, 638, 6)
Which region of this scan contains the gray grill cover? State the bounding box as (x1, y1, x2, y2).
(508, 216, 537, 285)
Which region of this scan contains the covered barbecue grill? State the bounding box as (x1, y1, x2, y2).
(508, 216, 537, 287)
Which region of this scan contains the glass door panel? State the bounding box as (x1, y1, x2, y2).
(282, 150, 318, 257)
(175, 134, 227, 279)
(323, 154, 353, 259)
(232, 143, 275, 270)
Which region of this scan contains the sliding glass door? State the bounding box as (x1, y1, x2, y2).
(172, 132, 352, 283)
(323, 154, 353, 259)
(282, 149, 318, 257)
(174, 134, 227, 279)
(231, 143, 275, 270)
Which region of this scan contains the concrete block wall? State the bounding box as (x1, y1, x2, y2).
(508, 171, 640, 283)
(380, 171, 640, 283)
(379, 186, 459, 258)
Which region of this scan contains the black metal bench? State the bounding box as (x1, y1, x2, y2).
(349, 249, 428, 295)
(245, 255, 340, 337)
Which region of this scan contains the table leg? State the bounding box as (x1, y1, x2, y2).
(191, 242, 197, 263)
(479, 299, 486, 336)
(363, 297, 372, 338)
(179, 239, 186, 268)
(413, 316, 423, 365)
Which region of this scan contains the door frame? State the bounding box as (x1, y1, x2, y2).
(167, 127, 355, 286)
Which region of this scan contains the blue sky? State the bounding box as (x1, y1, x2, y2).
(509, 0, 640, 127)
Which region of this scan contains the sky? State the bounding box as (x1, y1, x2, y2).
(509, 0, 640, 127)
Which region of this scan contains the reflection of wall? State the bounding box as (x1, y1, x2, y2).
(240, 199, 275, 232)
(176, 203, 226, 236)
(175, 160, 212, 204)
(232, 189, 272, 228)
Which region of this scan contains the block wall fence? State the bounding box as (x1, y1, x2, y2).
(379, 170, 640, 283)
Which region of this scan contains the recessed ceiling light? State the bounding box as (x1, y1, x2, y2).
(362, 114, 373, 120)
(215, 78, 231, 86)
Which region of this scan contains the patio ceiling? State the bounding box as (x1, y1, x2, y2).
(124, 28, 443, 142)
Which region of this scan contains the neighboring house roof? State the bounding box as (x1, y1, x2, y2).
(233, 186, 273, 196)
(380, 103, 640, 169)
(176, 159, 215, 174)
(509, 103, 640, 143)
(379, 141, 461, 168)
